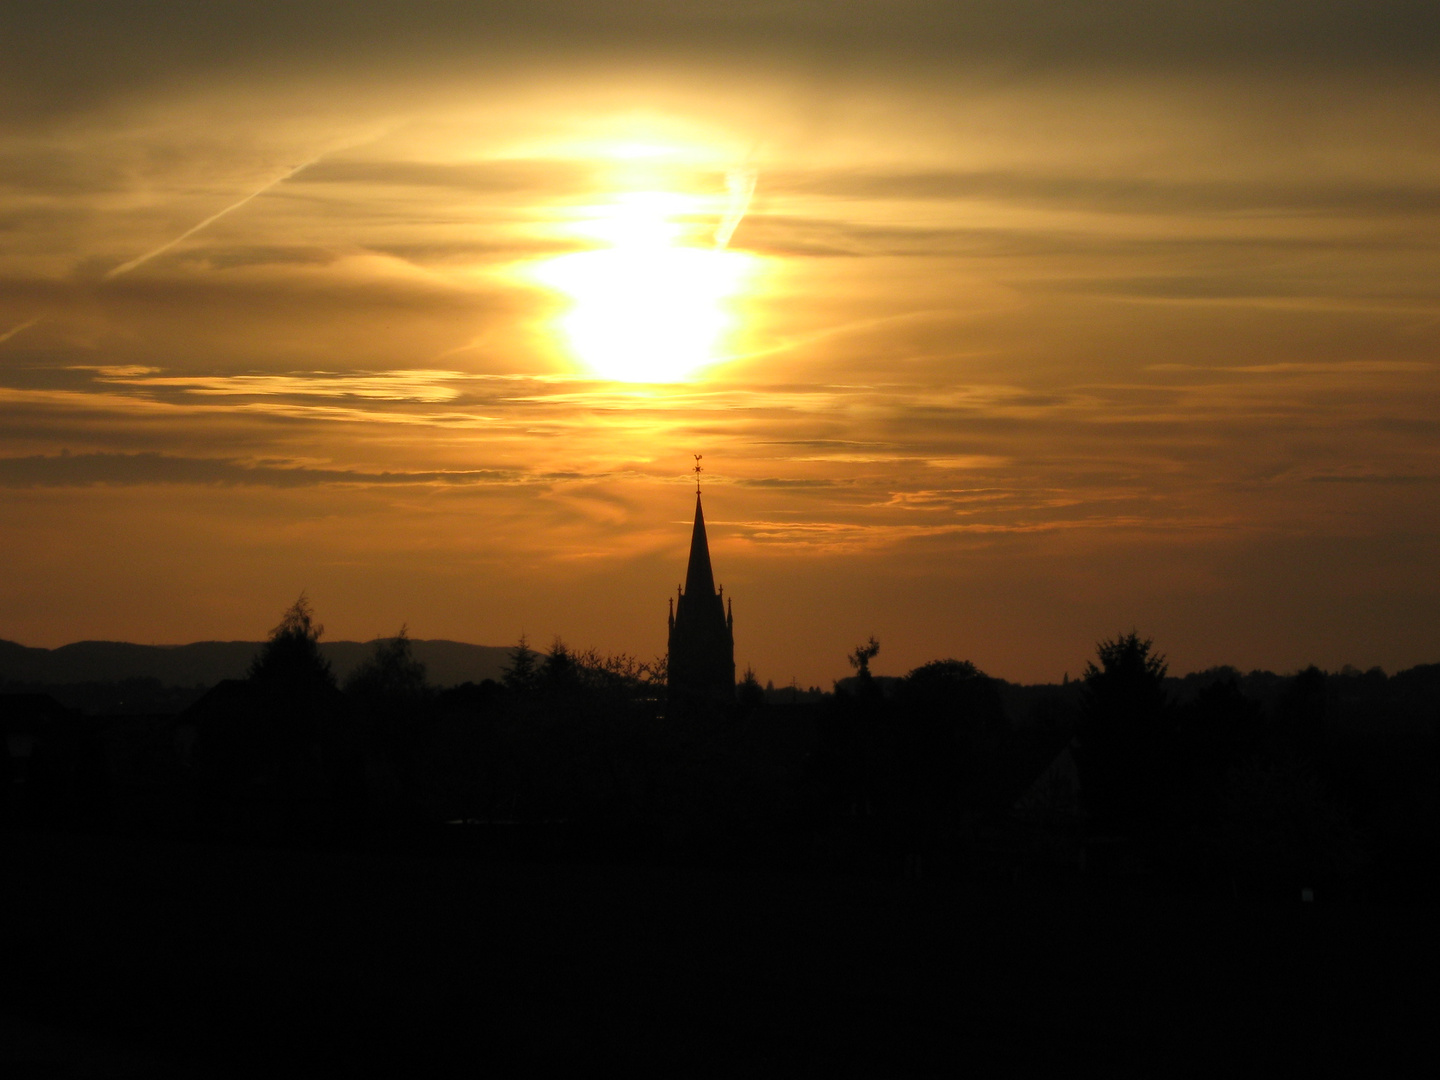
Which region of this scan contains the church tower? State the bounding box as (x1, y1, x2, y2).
(667, 457, 735, 710)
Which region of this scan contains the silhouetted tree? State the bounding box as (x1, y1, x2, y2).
(571, 648, 666, 709)
(540, 637, 580, 695)
(502, 635, 539, 694)
(1076, 632, 1173, 837)
(737, 665, 765, 709)
(848, 637, 881, 682)
(1084, 632, 1168, 708)
(248, 593, 335, 693)
(345, 625, 432, 803)
(898, 659, 1008, 763)
(843, 637, 883, 713)
(195, 594, 361, 840)
(891, 658, 1010, 872)
(345, 625, 428, 704)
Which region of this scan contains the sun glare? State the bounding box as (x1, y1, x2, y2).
(531, 188, 756, 382)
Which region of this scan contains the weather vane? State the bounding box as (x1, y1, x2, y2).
(693, 453, 703, 494)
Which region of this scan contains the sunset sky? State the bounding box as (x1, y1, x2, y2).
(2, 3, 1438, 685)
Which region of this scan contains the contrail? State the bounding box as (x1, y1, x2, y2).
(0, 315, 42, 345)
(2, 158, 316, 348)
(714, 166, 757, 250)
(0, 127, 392, 351)
(103, 155, 322, 280)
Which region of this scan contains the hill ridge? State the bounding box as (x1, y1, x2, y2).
(0, 638, 512, 689)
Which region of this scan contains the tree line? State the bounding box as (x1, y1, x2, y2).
(5, 596, 1438, 899)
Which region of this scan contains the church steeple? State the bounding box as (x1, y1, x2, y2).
(684, 492, 717, 599)
(667, 460, 735, 712)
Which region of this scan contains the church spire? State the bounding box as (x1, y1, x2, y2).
(667, 456, 735, 712)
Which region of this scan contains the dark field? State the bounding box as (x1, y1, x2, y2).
(4, 830, 1435, 1077)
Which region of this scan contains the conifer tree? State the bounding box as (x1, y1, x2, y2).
(503, 634, 539, 693)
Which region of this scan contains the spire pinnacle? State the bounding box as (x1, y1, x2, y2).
(683, 489, 716, 598)
(693, 453, 703, 494)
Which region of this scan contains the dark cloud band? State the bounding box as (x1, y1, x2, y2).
(0, 452, 524, 488)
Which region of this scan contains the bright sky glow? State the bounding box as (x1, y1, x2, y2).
(531, 189, 757, 382)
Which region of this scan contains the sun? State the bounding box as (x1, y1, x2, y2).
(531, 189, 756, 382)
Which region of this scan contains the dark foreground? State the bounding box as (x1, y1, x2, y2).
(3, 830, 1434, 1078)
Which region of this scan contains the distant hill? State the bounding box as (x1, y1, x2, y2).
(0, 638, 512, 689)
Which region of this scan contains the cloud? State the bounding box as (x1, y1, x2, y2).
(0, 452, 535, 488)
(295, 158, 595, 194)
(1150, 360, 1434, 376)
(1305, 472, 1440, 485)
(724, 512, 1210, 554)
(69, 365, 163, 377)
(97, 369, 470, 403)
(733, 476, 840, 489)
(167, 245, 340, 271)
(6, 3, 1440, 128)
(763, 168, 1440, 218)
(0, 148, 131, 195)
